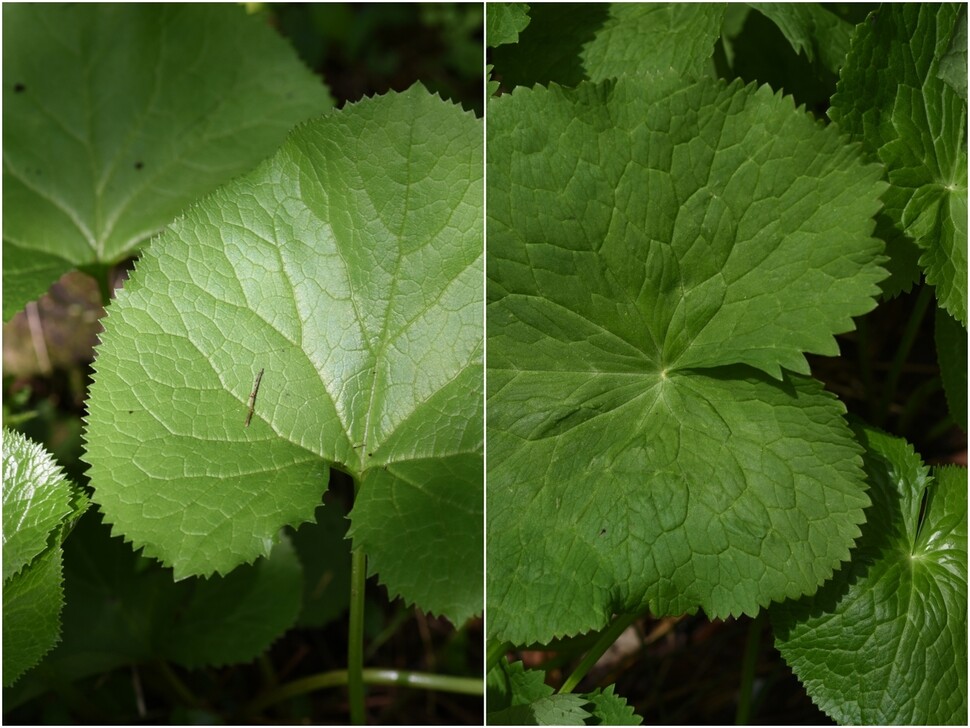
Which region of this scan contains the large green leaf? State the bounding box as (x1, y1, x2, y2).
(487, 76, 886, 644)
(773, 426, 968, 725)
(2, 3, 330, 318)
(491, 3, 723, 89)
(83, 85, 483, 625)
(831, 4, 968, 323)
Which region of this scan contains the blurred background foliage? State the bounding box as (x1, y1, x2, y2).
(261, 2, 483, 114)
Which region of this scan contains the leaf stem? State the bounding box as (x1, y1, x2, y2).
(155, 660, 201, 709)
(244, 668, 483, 716)
(485, 639, 512, 670)
(876, 284, 933, 425)
(559, 613, 639, 695)
(735, 611, 765, 725)
(348, 536, 367, 724)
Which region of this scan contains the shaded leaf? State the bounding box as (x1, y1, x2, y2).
(2, 547, 63, 688)
(2, 3, 331, 315)
(936, 304, 968, 432)
(491, 3, 723, 89)
(291, 502, 351, 629)
(749, 3, 853, 73)
(162, 533, 302, 668)
(831, 4, 968, 324)
(487, 3, 530, 48)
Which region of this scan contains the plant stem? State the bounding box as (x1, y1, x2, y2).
(875, 284, 933, 426)
(364, 602, 411, 660)
(735, 611, 765, 725)
(559, 613, 640, 695)
(155, 660, 201, 709)
(485, 639, 512, 670)
(244, 668, 483, 716)
(348, 528, 367, 724)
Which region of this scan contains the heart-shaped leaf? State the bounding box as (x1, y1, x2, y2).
(84, 84, 483, 624)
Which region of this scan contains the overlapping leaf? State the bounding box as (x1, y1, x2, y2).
(831, 4, 968, 322)
(491, 3, 723, 89)
(2, 511, 303, 706)
(487, 76, 886, 644)
(486, 659, 641, 726)
(2, 429, 87, 687)
(84, 85, 483, 625)
(487, 3, 530, 48)
(748, 3, 853, 74)
(773, 426, 968, 725)
(2, 3, 330, 319)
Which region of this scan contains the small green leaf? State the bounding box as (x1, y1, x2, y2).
(2, 3, 331, 315)
(488, 659, 555, 710)
(487, 76, 885, 644)
(486, 659, 642, 725)
(2, 429, 74, 581)
(487, 3, 530, 48)
(773, 426, 968, 725)
(831, 4, 968, 324)
(748, 3, 853, 73)
(583, 685, 642, 725)
(487, 660, 589, 725)
(490, 695, 590, 726)
(84, 85, 483, 624)
(491, 3, 724, 88)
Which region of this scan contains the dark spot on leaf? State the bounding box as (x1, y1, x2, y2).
(599, 528, 607, 536)
(127, 410, 133, 414)
(134, 161, 144, 170)
(13, 83, 25, 93)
